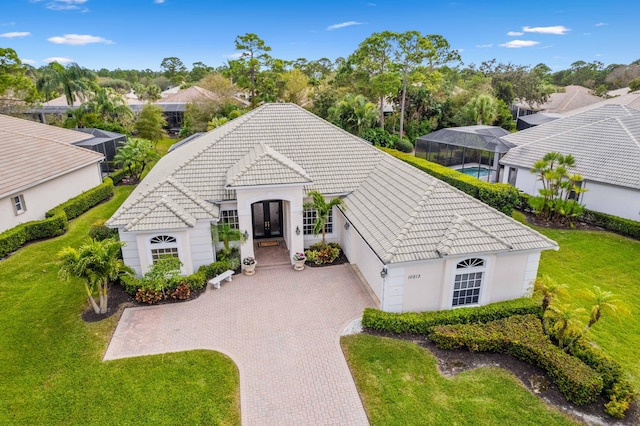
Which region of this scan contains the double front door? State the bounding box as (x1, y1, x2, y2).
(252, 200, 282, 238)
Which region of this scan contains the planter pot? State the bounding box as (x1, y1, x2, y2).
(293, 259, 305, 271)
(243, 263, 256, 275)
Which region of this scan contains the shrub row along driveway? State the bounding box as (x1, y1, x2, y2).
(105, 264, 375, 425)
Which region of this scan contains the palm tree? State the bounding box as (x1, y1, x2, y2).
(534, 275, 569, 334)
(544, 303, 587, 350)
(113, 138, 160, 181)
(58, 238, 132, 314)
(303, 191, 346, 246)
(213, 223, 246, 256)
(37, 62, 96, 106)
(328, 94, 378, 136)
(84, 87, 133, 123)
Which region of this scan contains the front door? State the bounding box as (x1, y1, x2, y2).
(252, 200, 282, 239)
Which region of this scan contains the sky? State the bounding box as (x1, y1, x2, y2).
(2, 0, 639, 72)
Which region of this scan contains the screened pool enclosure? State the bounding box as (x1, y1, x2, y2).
(415, 125, 515, 182)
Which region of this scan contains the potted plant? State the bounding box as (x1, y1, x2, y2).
(242, 256, 256, 275)
(293, 252, 306, 271)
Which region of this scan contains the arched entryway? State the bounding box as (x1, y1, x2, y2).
(251, 200, 283, 239)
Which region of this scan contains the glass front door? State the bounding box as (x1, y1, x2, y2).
(251, 200, 282, 239)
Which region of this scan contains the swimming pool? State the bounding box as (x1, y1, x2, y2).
(459, 166, 491, 178)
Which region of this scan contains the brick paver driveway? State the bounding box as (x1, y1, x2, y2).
(104, 264, 375, 425)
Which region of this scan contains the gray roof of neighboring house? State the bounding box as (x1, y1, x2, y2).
(501, 104, 640, 190)
(515, 85, 603, 114)
(562, 90, 640, 117)
(517, 112, 563, 126)
(108, 103, 557, 263)
(0, 114, 104, 198)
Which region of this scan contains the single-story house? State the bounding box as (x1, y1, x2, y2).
(0, 114, 104, 233)
(500, 104, 640, 221)
(107, 104, 557, 313)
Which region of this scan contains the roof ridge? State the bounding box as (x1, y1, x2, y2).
(0, 115, 97, 151)
(385, 181, 438, 260)
(615, 116, 640, 152)
(165, 176, 219, 217)
(436, 214, 514, 257)
(124, 195, 195, 231)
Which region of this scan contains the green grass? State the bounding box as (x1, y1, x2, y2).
(515, 212, 640, 389)
(342, 334, 578, 426)
(156, 137, 176, 156)
(0, 186, 240, 425)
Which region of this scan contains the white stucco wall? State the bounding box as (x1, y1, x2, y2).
(502, 165, 640, 221)
(120, 221, 215, 277)
(0, 163, 102, 233)
(386, 251, 539, 313)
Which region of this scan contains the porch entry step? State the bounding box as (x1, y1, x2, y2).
(257, 240, 280, 248)
(208, 270, 235, 289)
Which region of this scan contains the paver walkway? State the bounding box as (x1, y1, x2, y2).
(104, 264, 375, 425)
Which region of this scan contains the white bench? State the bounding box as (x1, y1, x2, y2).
(208, 270, 235, 289)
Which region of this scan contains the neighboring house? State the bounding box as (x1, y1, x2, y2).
(107, 104, 557, 313)
(0, 114, 104, 233)
(500, 104, 640, 221)
(512, 85, 604, 118)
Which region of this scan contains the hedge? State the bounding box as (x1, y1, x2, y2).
(107, 168, 128, 185)
(361, 297, 541, 335)
(0, 179, 114, 258)
(429, 315, 604, 406)
(381, 148, 520, 215)
(520, 192, 640, 239)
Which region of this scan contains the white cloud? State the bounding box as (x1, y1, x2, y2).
(522, 25, 569, 35)
(45, 0, 89, 12)
(154, 0, 165, 3)
(507, 31, 523, 36)
(48, 34, 113, 45)
(22, 59, 37, 65)
(499, 40, 540, 48)
(368, 2, 376, 5)
(326, 21, 364, 31)
(44, 56, 74, 64)
(595, 22, 607, 27)
(475, 44, 493, 48)
(0, 31, 31, 38)
(0, 22, 16, 26)
(222, 52, 243, 59)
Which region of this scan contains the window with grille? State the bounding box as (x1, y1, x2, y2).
(150, 235, 179, 263)
(452, 258, 485, 307)
(13, 194, 26, 215)
(303, 208, 333, 235)
(220, 209, 239, 229)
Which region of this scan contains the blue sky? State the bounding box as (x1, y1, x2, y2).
(2, 0, 638, 72)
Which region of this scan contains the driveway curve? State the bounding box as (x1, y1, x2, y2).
(104, 264, 375, 425)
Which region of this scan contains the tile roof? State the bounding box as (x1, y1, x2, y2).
(0, 114, 104, 198)
(515, 85, 603, 113)
(226, 142, 312, 187)
(343, 154, 556, 264)
(501, 105, 640, 189)
(110, 103, 557, 263)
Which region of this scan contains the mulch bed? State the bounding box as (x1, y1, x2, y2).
(81, 283, 207, 323)
(521, 210, 606, 232)
(304, 251, 350, 268)
(366, 329, 638, 426)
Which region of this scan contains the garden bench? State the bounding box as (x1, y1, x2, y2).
(208, 270, 235, 289)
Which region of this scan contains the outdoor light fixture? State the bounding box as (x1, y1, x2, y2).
(243, 230, 249, 240)
(295, 226, 300, 235)
(380, 267, 388, 278)
(344, 222, 350, 230)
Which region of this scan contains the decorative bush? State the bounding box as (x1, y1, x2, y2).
(361, 127, 396, 148)
(170, 282, 191, 300)
(394, 138, 414, 153)
(0, 226, 27, 258)
(580, 209, 640, 239)
(362, 297, 542, 335)
(50, 178, 114, 221)
(429, 315, 603, 406)
(178, 270, 207, 291)
(381, 148, 520, 215)
(107, 168, 128, 185)
(89, 219, 119, 241)
(304, 242, 341, 265)
(135, 288, 163, 304)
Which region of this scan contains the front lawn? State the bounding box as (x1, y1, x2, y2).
(0, 186, 240, 425)
(342, 334, 577, 425)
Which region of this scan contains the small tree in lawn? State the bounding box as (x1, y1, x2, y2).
(529, 151, 586, 224)
(134, 104, 167, 145)
(303, 191, 346, 246)
(58, 238, 132, 315)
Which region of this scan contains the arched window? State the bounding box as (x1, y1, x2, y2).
(150, 235, 179, 264)
(452, 258, 485, 307)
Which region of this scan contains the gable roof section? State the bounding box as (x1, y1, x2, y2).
(0, 114, 103, 198)
(501, 105, 640, 189)
(226, 142, 312, 187)
(343, 154, 556, 264)
(107, 176, 219, 228)
(124, 196, 196, 231)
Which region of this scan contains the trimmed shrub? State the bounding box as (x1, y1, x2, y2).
(181, 270, 207, 291)
(581, 209, 640, 239)
(24, 209, 68, 240)
(362, 297, 541, 335)
(305, 242, 341, 265)
(429, 315, 603, 406)
(108, 168, 128, 185)
(361, 128, 395, 148)
(198, 260, 236, 280)
(0, 226, 27, 258)
(50, 178, 114, 221)
(89, 219, 119, 241)
(394, 138, 414, 153)
(381, 148, 520, 215)
(120, 274, 141, 296)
